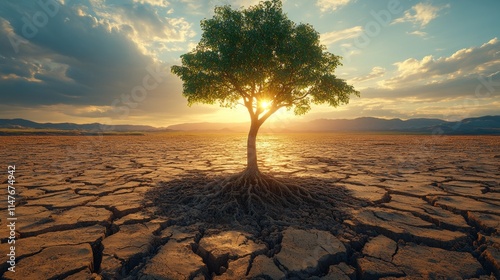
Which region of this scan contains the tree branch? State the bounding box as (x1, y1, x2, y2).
(292, 91, 310, 102)
(223, 72, 251, 100)
(257, 104, 280, 126)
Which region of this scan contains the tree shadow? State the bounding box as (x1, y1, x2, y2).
(145, 172, 364, 239)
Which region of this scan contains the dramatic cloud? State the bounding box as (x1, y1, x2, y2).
(335, 37, 500, 121)
(316, 0, 354, 13)
(369, 71, 500, 101)
(383, 38, 500, 89)
(1, 2, 141, 100)
(78, 0, 195, 56)
(321, 26, 363, 46)
(0, 0, 187, 125)
(393, 3, 449, 28)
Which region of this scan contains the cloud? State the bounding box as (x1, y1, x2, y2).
(0, 0, 263, 126)
(337, 37, 500, 122)
(132, 0, 170, 7)
(230, 0, 275, 8)
(176, 0, 204, 14)
(383, 38, 500, 89)
(0, 0, 185, 119)
(316, 0, 354, 13)
(321, 26, 363, 46)
(80, 0, 195, 57)
(393, 3, 449, 28)
(368, 71, 500, 102)
(352, 67, 386, 82)
(408, 30, 428, 37)
(308, 76, 500, 120)
(180, 0, 262, 15)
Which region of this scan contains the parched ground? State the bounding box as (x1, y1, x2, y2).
(0, 133, 499, 279)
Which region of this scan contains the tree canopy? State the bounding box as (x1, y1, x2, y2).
(171, 0, 359, 127)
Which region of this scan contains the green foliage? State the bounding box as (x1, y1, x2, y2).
(171, 0, 359, 124)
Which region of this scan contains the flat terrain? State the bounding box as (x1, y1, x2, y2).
(0, 133, 499, 279)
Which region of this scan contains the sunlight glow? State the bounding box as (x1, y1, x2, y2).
(260, 100, 271, 110)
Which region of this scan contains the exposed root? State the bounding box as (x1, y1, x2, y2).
(148, 170, 357, 232)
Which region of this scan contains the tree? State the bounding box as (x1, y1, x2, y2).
(170, 0, 359, 215)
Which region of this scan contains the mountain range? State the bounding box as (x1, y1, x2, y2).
(0, 119, 162, 132)
(0, 115, 499, 135)
(166, 115, 500, 134)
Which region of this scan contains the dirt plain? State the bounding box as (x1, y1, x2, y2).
(0, 133, 499, 279)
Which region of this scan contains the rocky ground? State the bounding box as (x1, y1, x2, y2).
(0, 133, 499, 279)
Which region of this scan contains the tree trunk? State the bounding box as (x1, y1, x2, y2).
(246, 120, 260, 174)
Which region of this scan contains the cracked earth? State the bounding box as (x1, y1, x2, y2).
(0, 133, 499, 279)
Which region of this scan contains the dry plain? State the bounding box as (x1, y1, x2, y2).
(0, 133, 499, 279)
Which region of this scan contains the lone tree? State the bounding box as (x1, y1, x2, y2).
(170, 0, 359, 217)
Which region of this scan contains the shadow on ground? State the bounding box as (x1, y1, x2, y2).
(146, 172, 363, 235)
(140, 172, 367, 279)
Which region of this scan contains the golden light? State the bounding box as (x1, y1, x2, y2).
(260, 100, 271, 110)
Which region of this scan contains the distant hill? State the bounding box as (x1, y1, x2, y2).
(167, 116, 500, 135)
(290, 117, 448, 132)
(0, 116, 499, 135)
(166, 122, 248, 132)
(0, 118, 165, 132)
(434, 115, 500, 135)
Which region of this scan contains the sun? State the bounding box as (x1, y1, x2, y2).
(260, 100, 271, 110)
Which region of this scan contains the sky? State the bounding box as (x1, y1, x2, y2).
(0, 0, 499, 127)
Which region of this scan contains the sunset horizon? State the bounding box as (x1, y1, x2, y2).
(1, 1, 499, 127)
(1, 114, 500, 131)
